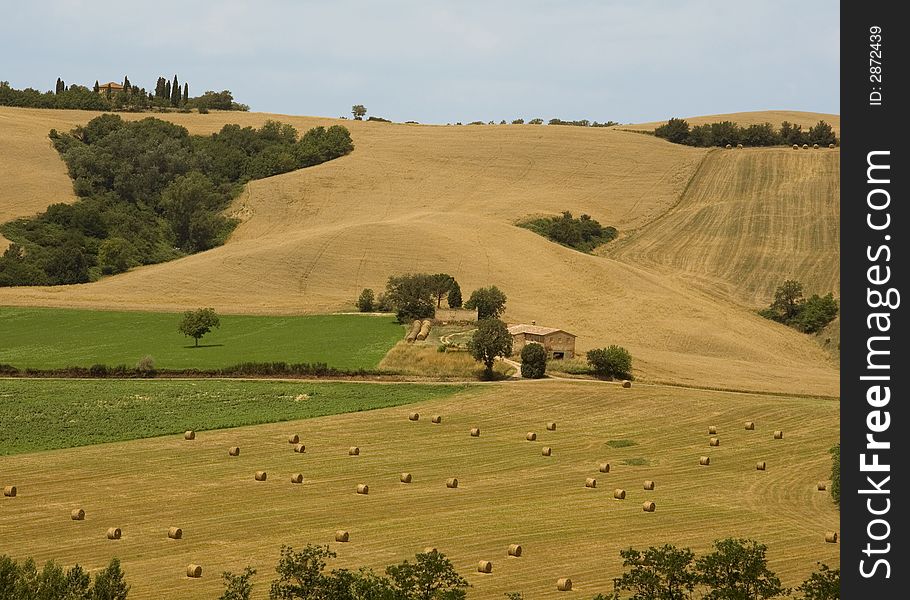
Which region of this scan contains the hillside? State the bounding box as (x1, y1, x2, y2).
(0, 107, 839, 395)
(623, 110, 841, 135)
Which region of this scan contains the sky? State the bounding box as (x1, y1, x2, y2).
(1, 0, 839, 124)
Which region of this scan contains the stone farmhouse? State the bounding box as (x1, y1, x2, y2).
(508, 323, 576, 359)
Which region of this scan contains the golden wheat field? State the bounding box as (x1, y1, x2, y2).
(0, 380, 839, 599)
(0, 107, 839, 395)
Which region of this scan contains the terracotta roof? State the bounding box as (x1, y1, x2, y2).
(508, 324, 575, 337)
(100, 82, 124, 89)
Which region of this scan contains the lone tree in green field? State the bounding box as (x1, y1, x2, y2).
(178, 307, 221, 347)
(469, 318, 513, 379)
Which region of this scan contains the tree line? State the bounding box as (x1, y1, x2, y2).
(759, 280, 839, 334)
(654, 118, 838, 148)
(519, 211, 617, 253)
(0, 115, 353, 287)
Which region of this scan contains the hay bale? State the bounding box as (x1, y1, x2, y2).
(699, 456, 710, 466)
(184, 430, 195, 440)
(335, 530, 350, 542)
(416, 320, 432, 341)
(709, 437, 720, 447)
(585, 477, 597, 488)
(642, 501, 656, 512)
(254, 471, 267, 481)
(817, 481, 827, 491)
(349, 446, 360, 456)
(357, 484, 369, 495)
(406, 320, 422, 342)
(557, 578, 573, 591)
(744, 421, 755, 430)
(291, 473, 304, 484)
(725, 143, 732, 149)
(288, 434, 299, 444)
(470, 428, 480, 437)
(708, 426, 717, 434)
(3, 486, 16, 497)
(431, 415, 442, 424)
(756, 461, 766, 471)
(547, 422, 557, 431)
(106, 527, 121, 540)
(613, 489, 626, 500)
(71, 508, 85, 521)
(542, 447, 552, 456)
(802, 144, 809, 149)
(294, 443, 306, 453)
(813, 143, 819, 149)
(400, 472, 412, 483)
(168, 527, 183, 539)
(825, 532, 838, 543)
(793, 144, 799, 149)
(773, 430, 784, 439)
(508, 544, 522, 557)
(446, 478, 459, 488)
(229, 446, 241, 456)
(409, 412, 419, 421)
(526, 432, 537, 441)
(599, 463, 611, 473)
(477, 560, 493, 573)
(736, 143, 743, 149)
(829, 143, 835, 148)
(186, 564, 202, 578)
(643, 480, 655, 490)
(621, 380, 631, 388)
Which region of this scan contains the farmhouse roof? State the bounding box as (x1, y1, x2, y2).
(100, 82, 124, 89)
(508, 324, 575, 337)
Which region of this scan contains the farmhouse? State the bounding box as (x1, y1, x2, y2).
(97, 82, 124, 94)
(508, 323, 576, 359)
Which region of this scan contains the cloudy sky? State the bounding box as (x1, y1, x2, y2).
(2, 0, 839, 123)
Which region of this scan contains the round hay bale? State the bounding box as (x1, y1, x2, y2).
(228, 446, 240, 456)
(725, 143, 732, 149)
(508, 544, 522, 557)
(825, 532, 838, 543)
(736, 143, 743, 149)
(709, 437, 720, 447)
(409, 412, 419, 421)
(168, 527, 183, 539)
(349, 446, 360, 456)
(829, 143, 835, 148)
(744, 421, 755, 430)
(621, 380, 631, 388)
(708, 426, 717, 434)
(186, 564, 202, 578)
(817, 481, 827, 491)
(291, 473, 303, 484)
(294, 443, 306, 453)
(446, 478, 459, 489)
(585, 477, 597, 488)
(106, 527, 121, 540)
(335, 530, 350, 542)
(400, 472, 412, 483)
(547, 422, 557, 431)
(357, 484, 369, 495)
(470, 428, 480, 437)
(613, 488, 626, 500)
(557, 578, 573, 591)
(526, 432, 537, 441)
(71, 508, 85, 521)
(184, 430, 195, 440)
(802, 144, 809, 149)
(599, 463, 611, 473)
(643, 480, 655, 490)
(642, 501, 656, 512)
(477, 560, 493, 573)
(756, 461, 767, 471)
(699, 456, 710, 466)
(813, 143, 819, 149)
(792, 144, 799, 149)
(288, 434, 299, 444)
(431, 415, 442, 424)
(773, 430, 784, 440)
(542, 447, 552, 456)
(254, 471, 267, 481)
(3, 486, 17, 497)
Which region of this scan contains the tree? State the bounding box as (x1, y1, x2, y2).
(768, 280, 804, 322)
(468, 318, 512, 379)
(654, 118, 690, 144)
(269, 544, 335, 600)
(183, 82, 189, 105)
(695, 538, 786, 600)
(357, 288, 375, 312)
(171, 75, 180, 106)
(385, 274, 435, 322)
(795, 563, 839, 600)
(160, 172, 225, 251)
(586, 345, 632, 379)
(428, 273, 456, 308)
(447, 281, 462, 308)
(165, 80, 171, 101)
(385, 550, 469, 600)
(43, 242, 90, 285)
(92, 558, 130, 600)
(829, 444, 840, 505)
(710, 121, 741, 147)
(98, 237, 137, 275)
(178, 307, 221, 347)
(520, 343, 547, 379)
(612, 544, 698, 600)
(352, 105, 367, 120)
(55, 77, 64, 94)
(221, 567, 256, 600)
(791, 293, 838, 333)
(464, 286, 507, 320)
(122, 75, 131, 93)
(93, 80, 100, 94)
(808, 121, 836, 146)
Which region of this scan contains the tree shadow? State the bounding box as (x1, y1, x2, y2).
(184, 344, 225, 349)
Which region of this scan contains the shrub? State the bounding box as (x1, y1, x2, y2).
(89, 363, 109, 377)
(356, 288, 375, 312)
(519, 211, 617, 253)
(760, 281, 838, 334)
(135, 355, 156, 377)
(520, 343, 547, 379)
(586, 345, 632, 379)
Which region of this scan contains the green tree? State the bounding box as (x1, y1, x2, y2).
(710, 121, 741, 147)
(269, 544, 335, 600)
(183, 82, 189, 105)
(98, 237, 137, 275)
(791, 293, 838, 333)
(464, 286, 507, 320)
(93, 80, 100, 94)
(428, 274, 456, 308)
(468, 318, 513, 379)
(92, 558, 130, 600)
(612, 544, 697, 600)
(178, 307, 221, 347)
(654, 118, 690, 144)
(768, 280, 805, 322)
(352, 105, 367, 120)
(43, 242, 90, 285)
(795, 563, 839, 600)
(160, 172, 225, 251)
(386, 274, 435, 322)
(447, 281, 462, 309)
(221, 567, 257, 600)
(385, 550, 469, 600)
(829, 444, 840, 505)
(357, 288, 376, 312)
(740, 123, 780, 146)
(808, 121, 836, 146)
(171, 75, 180, 106)
(586, 345, 632, 379)
(520, 343, 547, 379)
(696, 538, 786, 600)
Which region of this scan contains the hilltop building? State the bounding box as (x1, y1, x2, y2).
(508, 323, 576, 359)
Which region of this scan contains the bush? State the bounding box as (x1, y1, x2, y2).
(519, 211, 617, 253)
(586, 345, 632, 379)
(760, 281, 838, 334)
(89, 363, 109, 377)
(135, 355, 156, 377)
(356, 288, 375, 312)
(520, 343, 547, 379)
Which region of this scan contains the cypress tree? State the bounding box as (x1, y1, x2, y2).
(55, 78, 63, 94)
(183, 82, 188, 104)
(123, 75, 131, 92)
(165, 80, 171, 101)
(171, 75, 179, 106)
(93, 80, 100, 94)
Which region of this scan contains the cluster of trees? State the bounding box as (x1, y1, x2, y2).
(0, 115, 353, 287)
(366, 274, 466, 321)
(759, 280, 839, 333)
(586, 345, 633, 380)
(655, 118, 838, 148)
(452, 118, 616, 127)
(520, 211, 617, 253)
(0, 556, 129, 599)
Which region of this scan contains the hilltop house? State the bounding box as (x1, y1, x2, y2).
(508, 323, 576, 359)
(97, 82, 124, 94)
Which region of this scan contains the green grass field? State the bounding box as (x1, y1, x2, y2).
(0, 308, 403, 370)
(0, 380, 464, 455)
